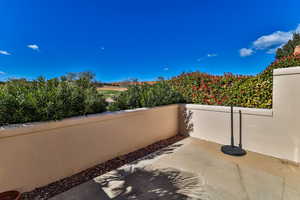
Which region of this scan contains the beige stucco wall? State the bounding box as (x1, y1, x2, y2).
(180, 66, 300, 163)
(273, 67, 300, 162)
(2, 66, 300, 193)
(0, 104, 180, 193)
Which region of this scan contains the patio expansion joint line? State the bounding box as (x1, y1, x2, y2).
(236, 164, 250, 200)
(280, 177, 286, 200)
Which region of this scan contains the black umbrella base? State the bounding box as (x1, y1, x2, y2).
(221, 145, 247, 156)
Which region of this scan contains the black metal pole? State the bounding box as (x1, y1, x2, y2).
(221, 105, 246, 156)
(239, 110, 242, 148)
(231, 105, 234, 146)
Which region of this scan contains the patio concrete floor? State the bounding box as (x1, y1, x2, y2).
(50, 137, 300, 200)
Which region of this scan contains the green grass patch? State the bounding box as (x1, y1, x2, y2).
(98, 90, 122, 99)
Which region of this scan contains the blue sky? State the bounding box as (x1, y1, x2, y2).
(0, 0, 299, 82)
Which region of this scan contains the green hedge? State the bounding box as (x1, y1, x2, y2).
(0, 77, 107, 125)
(108, 81, 185, 111)
(1, 55, 299, 125)
(170, 55, 300, 108)
(110, 55, 300, 111)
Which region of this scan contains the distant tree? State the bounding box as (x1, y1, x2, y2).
(61, 71, 97, 88)
(64, 71, 96, 81)
(93, 81, 103, 87)
(157, 76, 165, 81)
(78, 71, 95, 81)
(130, 78, 139, 83)
(276, 33, 300, 59)
(60, 75, 67, 82)
(66, 72, 77, 81)
(8, 78, 28, 83)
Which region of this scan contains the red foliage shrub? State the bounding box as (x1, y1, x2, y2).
(169, 55, 300, 108)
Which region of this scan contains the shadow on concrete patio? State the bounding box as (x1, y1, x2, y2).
(50, 137, 300, 200)
(95, 167, 203, 200)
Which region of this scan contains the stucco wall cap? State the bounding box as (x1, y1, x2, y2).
(274, 66, 300, 76)
(184, 104, 273, 116)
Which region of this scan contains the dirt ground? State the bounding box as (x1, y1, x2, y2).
(97, 86, 127, 92)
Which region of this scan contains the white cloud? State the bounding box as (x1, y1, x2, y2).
(0, 71, 5, 75)
(240, 24, 300, 56)
(253, 31, 292, 50)
(0, 50, 11, 55)
(164, 67, 169, 71)
(197, 53, 218, 61)
(207, 53, 217, 57)
(239, 48, 254, 57)
(27, 44, 39, 51)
